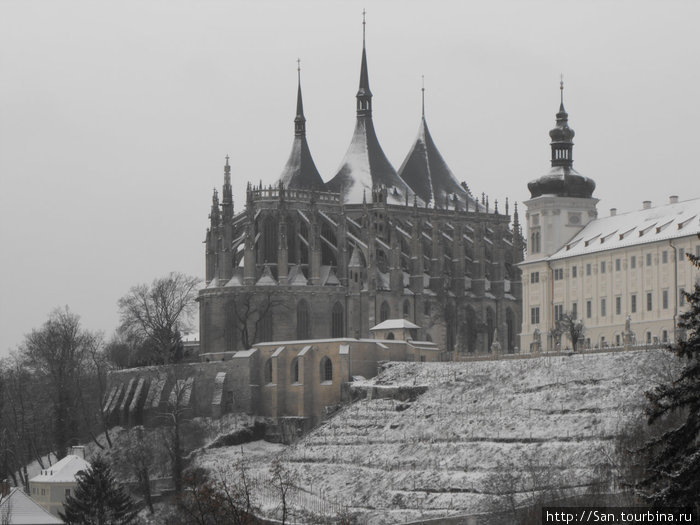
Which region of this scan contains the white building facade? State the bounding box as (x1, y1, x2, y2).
(520, 85, 700, 352)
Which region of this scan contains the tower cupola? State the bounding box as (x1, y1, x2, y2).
(356, 9, 372, 118)
(527, 80, 596, 199)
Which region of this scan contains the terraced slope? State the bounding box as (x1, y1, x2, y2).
(199, 348, 678, 524)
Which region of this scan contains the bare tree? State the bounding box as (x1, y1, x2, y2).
(111, 426, 160, 514)
(557, 313, 585, 351)
(270, 458, 297, 525)
(118, 272, 201, 364)
(232, 292, 287, 349)
(21, 307, 94, 460)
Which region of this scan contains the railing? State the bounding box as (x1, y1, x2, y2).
(249, 187, 341, 204)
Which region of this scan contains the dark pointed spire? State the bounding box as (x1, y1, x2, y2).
(294, 58, 306, 136)
(278, 61, 324, 191)
(356, 9, 372, 118)
(222, 155, 232, 204)
(325, 11, 414, 205)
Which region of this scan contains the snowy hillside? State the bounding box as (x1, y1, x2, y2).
(198, 348, 679, 524)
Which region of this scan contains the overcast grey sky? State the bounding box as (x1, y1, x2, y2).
(1, 0, 698, 355)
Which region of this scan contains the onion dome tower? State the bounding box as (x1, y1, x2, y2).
(278, 61, 324, 190)
(527, 80, 596, 199)
(523, 80, 598, 261)
(325, 12, 415, 205)
(398, 82, 482, 211)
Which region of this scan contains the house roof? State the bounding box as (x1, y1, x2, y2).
(29, 454, 90, 483)
(0, 488, 63, 524)
(547, 197, 700, 261)
(370, 319, 420, 331)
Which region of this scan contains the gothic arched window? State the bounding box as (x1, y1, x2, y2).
(320, 356, 333, 382)
(264, 359, 273, 384)
(291, 358, 299, 384)
(258, 309, 273, 344)
(331, 302, 344, 338)
(297, 300, 310, 340)
(380, 301, 390, 322)
(262, 216, 277, 264)
(403, 300, 410, 319)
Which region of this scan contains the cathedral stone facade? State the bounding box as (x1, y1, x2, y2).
(198, 28, 524, 355)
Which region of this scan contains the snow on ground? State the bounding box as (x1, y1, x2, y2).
(196, 348, 679, 524)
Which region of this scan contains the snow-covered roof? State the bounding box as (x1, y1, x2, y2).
(547, 197, 700, 261)
(370, 319, 420, 331)
(30, 455, 90, 483)
(0, 488, 63, 524)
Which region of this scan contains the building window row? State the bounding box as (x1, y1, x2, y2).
(530, 271, 540, 283)
(265, 356, 333, 385)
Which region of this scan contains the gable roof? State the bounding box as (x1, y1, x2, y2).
(0, 488, 63, 524)
(548, 197, 700, 261)
(370, 319, 420, 331)
(29, 455, 90, 483)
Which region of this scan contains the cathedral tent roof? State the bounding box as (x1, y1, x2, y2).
(326, 117, 413, 205)
(278, 67, 325, 190)
(398, 115, 482, 211)
(325, 22, 415, 205)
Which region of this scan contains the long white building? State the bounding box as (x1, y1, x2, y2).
(520, 85, 700, 352)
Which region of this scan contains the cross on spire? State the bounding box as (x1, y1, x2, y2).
(560, 73, 564, 106)
(362, 9, 366, 45)
(421, 74, 425, 118)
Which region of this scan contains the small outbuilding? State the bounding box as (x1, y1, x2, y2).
(0, 487, 63, 524)
(370, 319, 420, 341)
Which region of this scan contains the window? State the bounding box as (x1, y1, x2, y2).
(662, 330, 668, 343)
(572, 266, 577, 278)
(331, 302, 344, 338)
(616, 334, 621, 346)
(615, 259, 621, 271)
(291, 358, 300, 383)
(680, 288, 686, 306)
(631, 294, 637, 313)
(380, 301, 390, 322)
(647, 292, 653, 311)
(320, 357, 333, 382)
(403, 300, 410, 319)
(531, 307, 540, 325)
(586, 263, 592, 276)
(601, 261, 606, 274)
(630, 256, 636, 269)
(679, 248, 686, 261)
(264, 359, 273, 384)
(530, 272, 540, 284)
(424, 301, 430, 316)
(646, 332, 652, 344)
(556, 305, 567, 323)
(41, 489, 45, 496)
(662, 289, 669, 309)
(615, 296, 621, 315)
(662, 250, 668, 264)
(65, 489, 71, 497)
(600, 298, 606, 317)
(646, 253, 652, 266)
(296, 300, 310, 339)
(696, 245, 700, 258)
(586, 300, 592, 319)
(554, 268, 564, 281)
(572, 302, 578, 319)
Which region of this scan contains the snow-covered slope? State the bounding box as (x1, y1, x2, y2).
(198, 348, 678, 524)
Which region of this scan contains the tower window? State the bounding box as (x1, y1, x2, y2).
(291, 358, 300, 384)
(647, 292, 653, 311)
(631, 294, 637, 313)
(403, 300, 410, 319)
(264, 359, 273, 384)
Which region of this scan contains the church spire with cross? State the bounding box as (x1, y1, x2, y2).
(278, 59, 324, 190)
(325, 10, 415, 205)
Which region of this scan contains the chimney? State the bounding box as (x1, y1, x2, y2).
(669, 195, 679, 204)
(610, 208, 617, 216)
(71, 446, 85, 459)
(642, 200, 652, 210)
(0, 479, 10, 498)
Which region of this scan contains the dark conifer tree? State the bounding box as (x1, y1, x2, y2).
(60, 456, 138, 525)
(639, 253, 700, 512)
